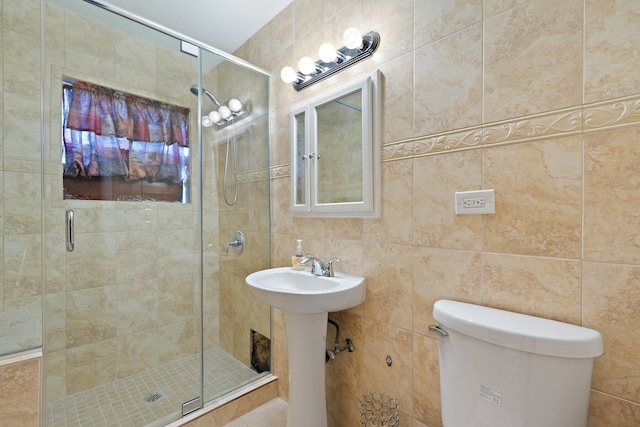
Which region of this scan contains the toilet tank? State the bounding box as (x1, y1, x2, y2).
(432, 300, 603, 427)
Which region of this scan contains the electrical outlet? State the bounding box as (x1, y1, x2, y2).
(463, 197, 485, 208)
(455, 190, 495, 215)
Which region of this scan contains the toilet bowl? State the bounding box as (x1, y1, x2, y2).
(432, 300, 603, 427)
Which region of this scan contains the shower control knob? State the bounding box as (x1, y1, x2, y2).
(224, 231, 245, 254)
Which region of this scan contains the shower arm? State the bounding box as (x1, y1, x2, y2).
(203, 91, 222, 107)
(190, 84, 221, 107)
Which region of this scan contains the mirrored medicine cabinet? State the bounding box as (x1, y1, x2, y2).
(290, 70, 381, 217)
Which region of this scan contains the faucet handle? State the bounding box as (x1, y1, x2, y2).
(326, 258, 341, 277)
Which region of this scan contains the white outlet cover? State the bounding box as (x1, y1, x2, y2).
(455, 189, 495, 215)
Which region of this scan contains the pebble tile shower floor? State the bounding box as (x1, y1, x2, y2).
(46, 347, 261, 427)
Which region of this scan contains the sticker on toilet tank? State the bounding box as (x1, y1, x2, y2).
(480, 385, 502, 407)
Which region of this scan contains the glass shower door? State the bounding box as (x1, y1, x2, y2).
(42, 1, 203, 425)
(199, 41, 272, 405)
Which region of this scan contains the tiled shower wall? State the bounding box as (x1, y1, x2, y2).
(1, 0, 43, 353)
(208, 59, 272, 367)
(233, 0, 640, 426)
(1, 0, 45, 421)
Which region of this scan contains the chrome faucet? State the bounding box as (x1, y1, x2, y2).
(299, 255, 324, 276)
(299, 255, 341, 277)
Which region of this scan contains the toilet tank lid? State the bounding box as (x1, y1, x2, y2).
(433, 300, 603, 358)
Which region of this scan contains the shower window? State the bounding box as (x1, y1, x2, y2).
(62, 80, 191, 202)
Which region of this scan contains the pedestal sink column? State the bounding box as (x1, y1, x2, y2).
(285, 311, 328, 427)
(245, 267, 365, 427)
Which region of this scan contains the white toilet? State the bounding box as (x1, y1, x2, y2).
(431, 300, 603, 427)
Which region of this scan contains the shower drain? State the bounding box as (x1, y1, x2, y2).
(144, 392, 164, 403)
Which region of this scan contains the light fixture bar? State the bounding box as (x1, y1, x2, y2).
(292, 31, 380, 91)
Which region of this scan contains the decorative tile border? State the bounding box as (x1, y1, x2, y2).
(415, 127, 483, 155)
(381, 127, 484, 162)
(270, 93, 640, 173)
(381, 139, 415, 161)
(583, 95, 640, 133)
(269, 164, 290, 179)
(483, 106, 582, 146)
(238, 167, 271, 183)
(223, 165, 290, 183)
(379, 93, 640, 162)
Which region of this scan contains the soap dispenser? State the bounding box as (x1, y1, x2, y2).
(292, 239, 304, 270)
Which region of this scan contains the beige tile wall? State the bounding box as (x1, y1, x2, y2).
(207, 57, 271, 366)
(1, 0, 43, 356)
(233, 0, 640, 425)
(0, 351, 42, 426)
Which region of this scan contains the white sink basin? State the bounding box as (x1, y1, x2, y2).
(245, 267, 366, 314)
(246, 267, 366, 427)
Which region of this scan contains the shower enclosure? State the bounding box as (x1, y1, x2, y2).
(39, 1, 271, 425)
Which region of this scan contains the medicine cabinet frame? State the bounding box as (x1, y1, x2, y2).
(290, 70, 381, 217)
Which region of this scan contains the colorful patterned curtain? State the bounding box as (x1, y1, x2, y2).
(63, 81, 190, 183)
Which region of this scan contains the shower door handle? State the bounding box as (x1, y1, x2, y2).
(66, 210, 74, 252)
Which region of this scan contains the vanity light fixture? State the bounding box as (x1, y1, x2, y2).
(281, 27, 380, 91)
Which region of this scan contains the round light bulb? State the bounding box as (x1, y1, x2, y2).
(208, 110, 221, 123)
(298, 56, 316, 75)
(218, 105, 232, 120)
(318, 42, 338, 63)
(343, 27, 363, 49)
(228, 98, 242, 112)
(280, 66, 297, 84)
(201, 115, 213, 127)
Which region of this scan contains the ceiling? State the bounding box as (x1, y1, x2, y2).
(105, 0, 293, 54)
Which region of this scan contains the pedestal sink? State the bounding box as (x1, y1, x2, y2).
(245, 267, 366, 427)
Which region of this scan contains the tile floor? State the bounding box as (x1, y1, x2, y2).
(222, 398, 288, 427)
(46, 347, 265, 427)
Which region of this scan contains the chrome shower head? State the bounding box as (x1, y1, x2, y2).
(189, 84, 222, 107)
